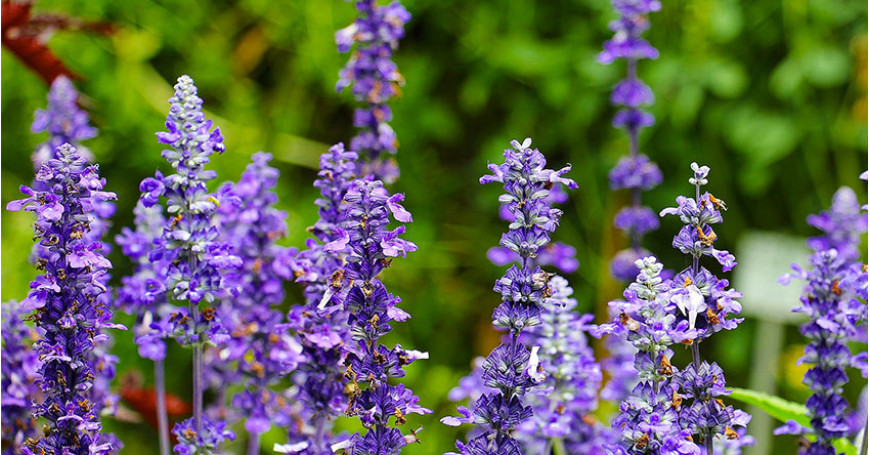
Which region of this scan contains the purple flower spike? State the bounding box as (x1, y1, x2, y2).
(280, 143, 359, 454)
(31, 76, 97, 168)
(336, 0, 411, 182)
(601, 0, 665, 392)
(320, 178, 428, 454)
(1, 301, 40, 454)
(203, 153, 303, 449)
(658, 163, 751, 454)
(444, 138, 578, 453)
(138, 75, 241, 452)
(776, 183, 868, 453)
(7, 143, 122, 455)
(806, 187, 867, 261)
(516, 277, 615, 452)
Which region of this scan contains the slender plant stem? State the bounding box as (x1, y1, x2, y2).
(552, 438, 567, 455)
(192, 338, 204, 433)
(155, 359, 170, 455)
(248, 431, 261, 455)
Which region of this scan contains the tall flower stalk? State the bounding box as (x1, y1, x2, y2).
(443, 138, 577, 454)
(599, 0, 664, 408)
(277, 144, 358, 454)
(660, 163, 750, 455)
(137, 75, 241, 453)
(116, 200, 172, 455)
(210, 152, 303, 455)
(323, 178, 429, 454)
(600, 0, 663, 281)
(775, 186, 868, 454)
(336, 0, 411, 183)
(7, 143, 122, 455)
(596, 257, 699, 455)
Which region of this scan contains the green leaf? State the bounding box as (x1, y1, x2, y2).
(727, 387, 811, 428)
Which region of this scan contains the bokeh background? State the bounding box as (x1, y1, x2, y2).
(1, 0, 867, 453)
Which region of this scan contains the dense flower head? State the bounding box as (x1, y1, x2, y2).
(201, 153, 304, 437)
(1, 301, 40, 454)
(673, 362, 751, 440)
(7, 143, 122, 455)
(656, 163, 750, 453)
(280, 144, 360, 454)
(31, 76, 97, 168)
(776, 245, 868, 452)
(660, 163, 743, 341)
(140, 75, 240, 348)
(319, 178, 428, 454)
(609, 155, 663, 191)
(172, 417, 235, 455)
(135, 75, 239, 453)
(515, 276, 613, 453)
(336, 0, 411, 182)
(596, 257, 702, 455)
(806, 187, 867, 261)
(444, 138, 576, 453)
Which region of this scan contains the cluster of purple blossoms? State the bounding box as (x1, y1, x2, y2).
(599, 0, 665, 408)
(276, 144, 358, 454)
(173, 417, 236, 455)
(31, 76, 98, 168)
(596, 256, 700, 455)
(1, 300, 40, 454)
(116, 200, 169, 359)
(659, 163, 750, 455)
(516, 276, 612, 453)
(135, 75, 242, 451)
(487, 184, 580, 275)
(600, 0, 663, 282)
(7, 143, 122, 455)
(775, 185, 868, 454)
(442, 138, 578, 454)
(207, 152, 303, 454)
(319, 178, 429, 454)
(336, 0, 411, 183)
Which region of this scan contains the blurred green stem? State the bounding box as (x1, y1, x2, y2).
(553, 438, 567, 455)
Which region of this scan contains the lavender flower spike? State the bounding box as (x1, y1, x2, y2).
(140, 75, 241, 450)
(336, 0, 411, 182)
(321, 178, 429, 454)
(1, 301, 40, 454)
(443, 138, 577, 454)
(516, 276, 613, 453)
(775, 186, 868, 454)
(595, 257, 700, 455)
(209, 152, 303, 454)
(660, 163, 751, 455)
(601, 0, 663, 283)
(7, 143, 123, 455)
(278, 143, 358, 454)
(31, 76, 97, 168)
(600, 0, 664, 408)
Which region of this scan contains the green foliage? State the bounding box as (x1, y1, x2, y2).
(728, 388, 860, 455)
(728, 387, 812, 428)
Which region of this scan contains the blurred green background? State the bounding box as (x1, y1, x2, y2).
(1, 0, 867, 453)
